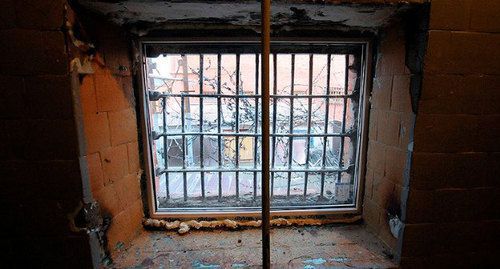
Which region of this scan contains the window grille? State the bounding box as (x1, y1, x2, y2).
(141, 42, 368, 215)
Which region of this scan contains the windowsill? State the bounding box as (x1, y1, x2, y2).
(110, 224, 397, 268)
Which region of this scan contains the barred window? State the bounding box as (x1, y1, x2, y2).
(141, 42, 369, 216)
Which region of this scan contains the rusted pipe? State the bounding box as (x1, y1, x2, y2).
(260, 0, 271, 268)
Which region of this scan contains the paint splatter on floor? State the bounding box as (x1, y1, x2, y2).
(111, 225, 396, 268)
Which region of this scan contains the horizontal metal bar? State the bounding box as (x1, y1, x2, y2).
(156, 166, 351, 175)
(148, 91, 354, 100)
(152, 131, 353, 139)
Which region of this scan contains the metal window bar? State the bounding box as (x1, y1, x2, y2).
(145, 45, 364, 213)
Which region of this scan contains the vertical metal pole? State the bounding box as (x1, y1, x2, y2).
(338, 55, 349, 184)
(286, 54, 295, 197)
(304, 54, 313, 197)
(235, 54, 240, 199)
(217, 54, 223, 201)
(199, 55, 205, 199)
(261, 0, 271, 267)
(253, 53, 260, 200)
(270, 53, 277, 198)
(162, 97, 170, 199)
(319, 54, 331, 197)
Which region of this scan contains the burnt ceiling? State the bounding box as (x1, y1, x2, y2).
(74, 0, 415, 35)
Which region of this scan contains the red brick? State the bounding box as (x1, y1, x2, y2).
(0, 120, 28, 159)
(0, 76, 26, 119)
(363, 167, 374, 200)
(83, 112, 110, 154)
(0, 0, 16, 29)
(391, 74, 412, 113)
(399, 113, 414, 150)
(25, 75, 73, 119)
(362, 198, 381, 233)
(470, 1, 500, 33)
(94, 67, 132, 112)
(25, 119, 78, 160)
(127, 141, 140, 174)
(14, 0, 64, 30)
(475, 115, 500, 152)
(378, 210, 397, 250)
(366, 141, 385, 174)
(108, 108, 137, 146)
(93, 184, 123, 217)
(368, 108, 378, 141)
(370, 76, 392, 110)
(101, 144, 128, 185)
(80, 75, 97, 115)
(376, 26, 408, 76)
(411, 152, 500, 190)
(372, 175, 395, 209)
(425, 31, 500, 75)
(420, 74, 500, 115)
(114, 173, 141, 209)
(106, 199, 143, 253)
(87, 152, 104, 193)
(429, 0, 472, 31)
(377, 110, 400, 147)
(384, 147, 407, 186)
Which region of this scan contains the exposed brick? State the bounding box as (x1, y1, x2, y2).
(106, 199, 143, 252)
(94, 67, 133, 112)
(83, 112, 110, 154)
(362, 198, 381, 233)
(420, 74, 500, 115)
(390, 75, 412, 113)
(384, 147, 407, 186)
(25, 119, 78, 160)
(0, 76, 26, 119)
(80, 75, 97, 115)
(366, 141, 385, 174)
(378, 209, 397, 251)
(114, 173, 141, 209)
(470, 1, 500, 33)
(429, 0, 471, 31)
(14, 0, 64, 30)
(377, 110, 400, 147)
(87, 152, 104, 193)
(0, 0, 16, 29)
(0, 29, 68, 75)
(376, 27, 408, 76)
(425, 31, 500, 75)
(25, 75, 73, 119)
(368, 108, 378, 141)
(93, 184, 123, 217)
(127, 141, 140, 174)
(410, 114, 500, 153)
(411, 152, 500, 190)
(101, 144, 128, 185)
(399, 113, 414, 150)
(370, 76, 392, 110)
(108, 108, 137, 146)
(372, 175, 395, 209)
(363, 167, 374, 200)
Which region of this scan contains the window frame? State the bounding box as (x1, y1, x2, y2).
(137, 38, 372, 218)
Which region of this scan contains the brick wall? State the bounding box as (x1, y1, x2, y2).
(400, 0, 500, 267)
(363, 23, 414, 253)
(79, 22, 144, 256)
(0, 0, 93, 267)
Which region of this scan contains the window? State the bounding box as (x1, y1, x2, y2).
(140, 41, 369, 216)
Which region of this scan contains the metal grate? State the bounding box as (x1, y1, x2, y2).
(142, 42, 366, 214)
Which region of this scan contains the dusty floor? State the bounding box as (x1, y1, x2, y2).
(111, 224, 397, 268)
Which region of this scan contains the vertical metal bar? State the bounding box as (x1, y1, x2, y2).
(286, 54, 295, 197)
(270, 53, 277, 198)
(253, 53, 259, 200)
(319, 54, 331, 197)
(199, 55, 205, 199)
(304, 54, 313, 197)
(235, 54, 240, 199)
(217, 54, 223, 201)
(162, 97, 170, 199)
(338, 54, 349, 184)
(260, 0, 271, 266)
(181, 95, 187, 201)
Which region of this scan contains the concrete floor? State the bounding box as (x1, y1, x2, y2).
(111, 224, 397, 268)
